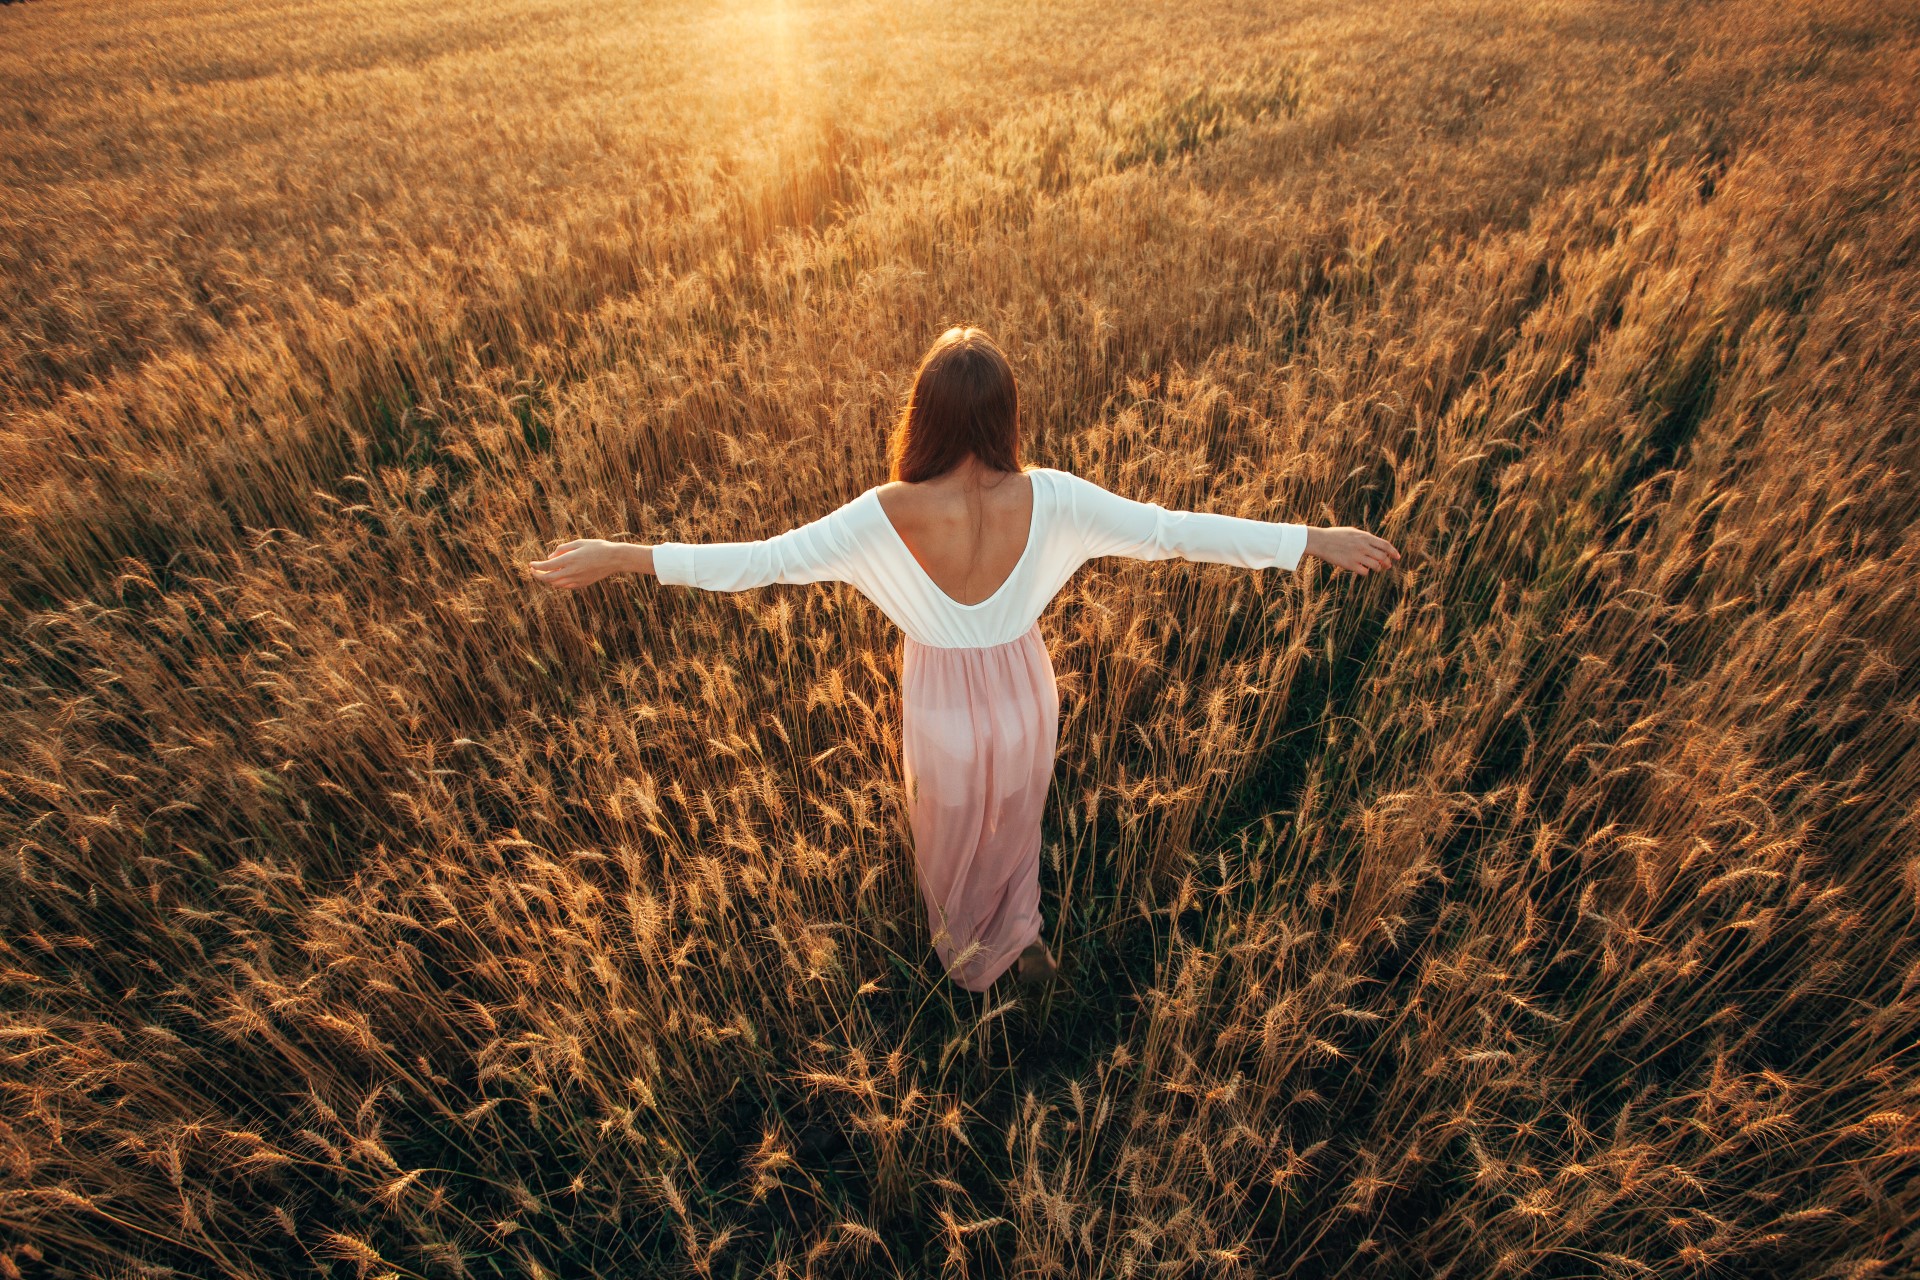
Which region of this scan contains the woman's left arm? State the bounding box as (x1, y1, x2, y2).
(530, 497, 865, 595)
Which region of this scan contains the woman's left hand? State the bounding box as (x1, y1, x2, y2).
(529, 539, 630, 591)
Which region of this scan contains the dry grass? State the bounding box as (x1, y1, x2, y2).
(3, 0, 1919, 1276)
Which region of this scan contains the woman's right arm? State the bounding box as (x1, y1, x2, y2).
(1066, 471, 1313, 571)
(1065, 471, 1398, 576)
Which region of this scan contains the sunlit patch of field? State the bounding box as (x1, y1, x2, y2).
(3, 0, 1918, 1276)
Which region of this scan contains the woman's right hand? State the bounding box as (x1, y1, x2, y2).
(1305, 526, 1401, 576)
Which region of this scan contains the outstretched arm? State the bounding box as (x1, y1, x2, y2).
(651, 501, 863, 592)
(1067, 471, 1310, 570)
(531, 497, 867, 595)
(1065, 471, 1398, 576)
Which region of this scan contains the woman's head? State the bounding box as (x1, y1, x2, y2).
(888, 326, 1023, 482)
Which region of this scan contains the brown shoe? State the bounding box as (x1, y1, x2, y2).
(1015, 941, 1056, 985)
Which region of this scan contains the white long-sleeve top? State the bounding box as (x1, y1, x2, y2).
(651, 466, 1309, 648)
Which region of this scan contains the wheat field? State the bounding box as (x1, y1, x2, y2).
(3, 0, 1918, 1276)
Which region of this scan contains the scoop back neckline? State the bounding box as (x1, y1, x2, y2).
(870, 469, 1046, 611)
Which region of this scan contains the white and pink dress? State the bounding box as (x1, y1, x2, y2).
(652, 466, 1309, 991)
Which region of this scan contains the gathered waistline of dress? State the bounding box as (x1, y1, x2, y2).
(900, 619, 1044, 653)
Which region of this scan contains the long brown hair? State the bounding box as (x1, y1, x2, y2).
(887, 326, 1024, 483)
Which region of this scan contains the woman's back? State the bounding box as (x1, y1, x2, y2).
(873, 464, 1036, 609)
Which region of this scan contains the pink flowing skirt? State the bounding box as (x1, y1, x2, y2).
(900, 620, 1061, 992)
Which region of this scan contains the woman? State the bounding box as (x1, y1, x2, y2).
(529, 327, 1400, 992)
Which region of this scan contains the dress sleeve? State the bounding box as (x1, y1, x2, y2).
(652, 493, 867, 592)
(1061, 470, 1310, 572)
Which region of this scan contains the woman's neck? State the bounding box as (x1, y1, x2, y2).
(922, 455, 1020, 490)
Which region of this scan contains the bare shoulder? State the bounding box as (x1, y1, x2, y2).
(873, 479, 914, 518)
(878, 471, 1038, 505)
